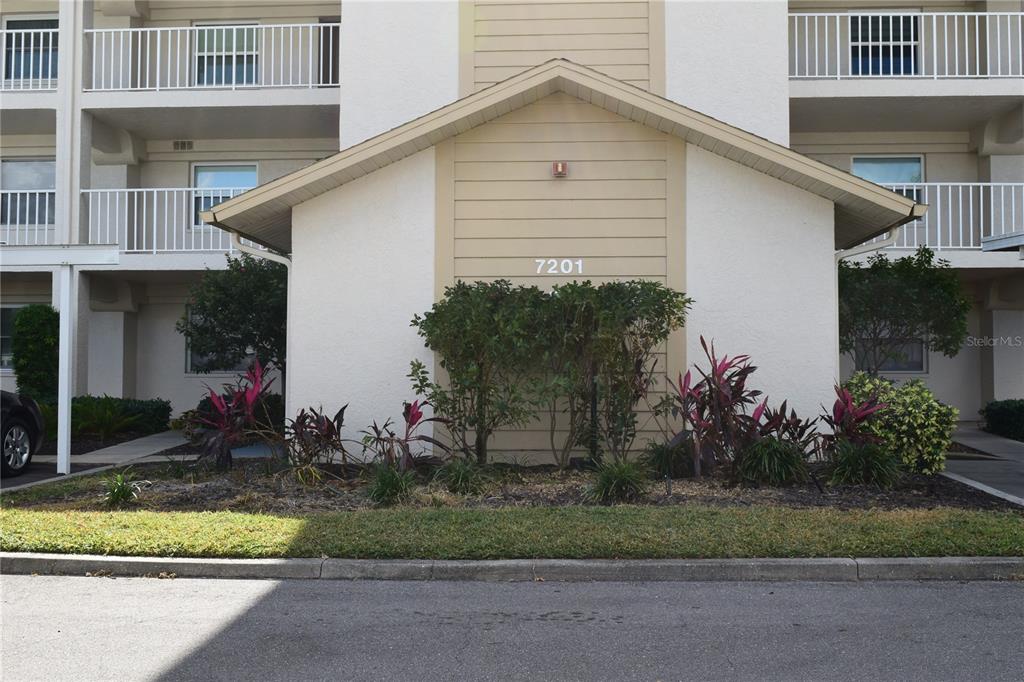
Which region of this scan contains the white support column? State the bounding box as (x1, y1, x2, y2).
(55, 265, 78, 476)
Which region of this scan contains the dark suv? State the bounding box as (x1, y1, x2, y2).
(2, 391, 45, 477)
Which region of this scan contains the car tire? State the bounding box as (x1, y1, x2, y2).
(2, 417, 35, 478)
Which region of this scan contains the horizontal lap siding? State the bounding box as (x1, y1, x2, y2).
(450, 93, 671, 460)
(472, 1, 652, 92)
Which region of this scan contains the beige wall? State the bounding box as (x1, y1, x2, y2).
(792, 131, 981, 182)
(445, 91, 681, 458)
(464, 0, 660, 94)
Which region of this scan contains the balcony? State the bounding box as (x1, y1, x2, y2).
(83, 188, 260, 254)
(83, 23, 339, 91)
(790, 12, 1023, 79)
(0, 27, 59, 91)
(871, 183, 1023, 252)
(1, 191, 57, 246)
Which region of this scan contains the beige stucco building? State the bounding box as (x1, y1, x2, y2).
(2, 1, 1022, 467)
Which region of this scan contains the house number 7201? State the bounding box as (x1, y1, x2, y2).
(535, 258, 584, 275)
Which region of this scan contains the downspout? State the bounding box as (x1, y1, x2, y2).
(229, 231, 293, 419)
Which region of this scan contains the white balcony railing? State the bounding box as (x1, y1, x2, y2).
(874, 183, 1023, 250)
(0, 191, 57, 245)
(84, 23, 339, 91)
(790, 12, 1023, 78)
(0, 29, 59, 91)
(83, 188, 260, 253)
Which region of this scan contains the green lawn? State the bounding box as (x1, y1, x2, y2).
(2, 506, 1022, 559)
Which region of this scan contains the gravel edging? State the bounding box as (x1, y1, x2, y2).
(2, 553, 1022, 582)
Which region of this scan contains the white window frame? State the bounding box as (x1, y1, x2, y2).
(1, 157, 57, 240)
(183, 304, 256, 376)
(189, 160, 258, 231)
(1, 13, 59, 86)
(0, 303, 27, 373)
(191, 20, 259, 88)
(851, 154, 925, 202)
(856, 338, 929, 375)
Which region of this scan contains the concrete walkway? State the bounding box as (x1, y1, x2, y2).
(946, 425, 1024, 504)
(33, 430, 187, 465)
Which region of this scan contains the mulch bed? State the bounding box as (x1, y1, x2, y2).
(9, 451, 1020, 514)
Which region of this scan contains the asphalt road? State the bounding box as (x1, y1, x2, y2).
(2, 575, 1022, 681)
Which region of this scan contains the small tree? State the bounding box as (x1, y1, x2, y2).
(410, 280, 544, 465)
(838, 247, 969, 375)
(591, 281, 691, 463)
(533, 282, 602, 469)
(176, 254, 287, 381)
(11, 304, 60, 404)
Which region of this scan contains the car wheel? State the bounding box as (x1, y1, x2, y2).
(2, 418, 34, 477)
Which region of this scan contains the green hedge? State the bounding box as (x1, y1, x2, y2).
(980, 399, 1024, 442)
(38, 396, 172, 440)
(11, 304, 59, 404)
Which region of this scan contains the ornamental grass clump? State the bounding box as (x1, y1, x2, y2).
(589, 460, 649, 503)
(736, 437, 808, 486)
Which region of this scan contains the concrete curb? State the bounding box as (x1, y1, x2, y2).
(3, 553, 1022, 582)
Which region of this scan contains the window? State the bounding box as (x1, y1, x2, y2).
(852, 156, 923, 202)
(1, 159, 56, 226)
(855, 339, 927, 373)
(194, 23, 258, 86)
(850, 14, 919, 76)
(191, 164, 257, 227)
(0, 306, 25, 370)
(2, 17, 58, 82)
(184, 307, 255, 374)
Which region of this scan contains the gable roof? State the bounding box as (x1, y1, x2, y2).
(202, 59, 926, 253)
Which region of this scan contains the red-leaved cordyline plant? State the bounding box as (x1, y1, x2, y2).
(194, 360, 274, 471)
(757, 400, 821, 456)
(820, 385, 887, 448)
(285, 405, 348, 485)
(361, 400, 450, 472)
(665, 337, 763, 477)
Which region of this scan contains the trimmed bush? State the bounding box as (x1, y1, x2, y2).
(71, 395, 171, 439)
(736, 438, 808, 486)
(980, 399, 1024, 442)
(11, 304, 59, 404)
(844, 373, 957, 474)
(827, 441, 901, 489)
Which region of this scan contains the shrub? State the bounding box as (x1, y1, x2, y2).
(736, 438, 808, 486)
(115, 398, 172, 433)
(72, 396, 140, 441)
(367, 463, 415, 505)
(820, 384, 887, 448)
(827, 441, 901, 489)
(360, 400, 449, 472)
(590, 281, 691, 463)
(284, 405, 348, 485)
(11, 304, 59, 404)
(411, 280, 545, 464)
(641, 440, 692, 479)
(588, 460, 648, 503)
(102, 469, 147, 507)
(844, 373, 957, 474)
(662, 337, 763, 476)
(189, 361, 274, 471)
(980, 399, 1024, 442)
(434, 457, 487, 495)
